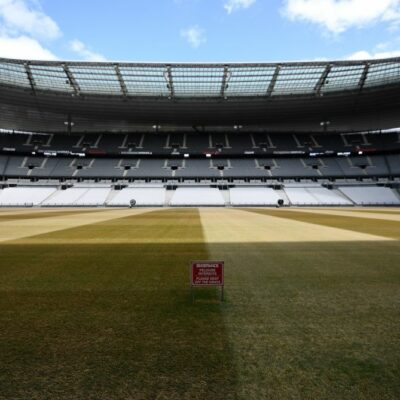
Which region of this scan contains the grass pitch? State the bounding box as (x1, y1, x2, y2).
(0, 207, 399, 399)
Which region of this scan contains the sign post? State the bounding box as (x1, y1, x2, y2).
(190, 260, 224, 302)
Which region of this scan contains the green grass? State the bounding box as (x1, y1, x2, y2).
(0, 209, 237, 399)
(209, 240, 400, 399)
(0, 208, 399, 399)
(0, 209, 107, 223)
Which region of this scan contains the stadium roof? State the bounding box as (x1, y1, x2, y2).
(1, 57, 400, 98)
(0, 57, 400, 132)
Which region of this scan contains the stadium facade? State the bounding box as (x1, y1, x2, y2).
(0, 56, 399, 207)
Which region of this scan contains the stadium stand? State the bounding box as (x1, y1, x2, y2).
(338, 186, 400, 205)
(0, 186, 57, 206)
(0, 57, 399, 207)
(305, 187, 352, 205)
(284, 187, 323, 206)
(73, 187, 111, 206)
(1, 131, 400, 156)
(170, 188, 225, 206)
(229, 187, 283, 206)
(108, 187, 166, 206)
(42, 188, 90, 206)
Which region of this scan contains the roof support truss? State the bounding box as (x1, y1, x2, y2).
(267, 65, 280, 96)
(220, 65, 231, 98)
(164, 65, 175, 98)
(115, 64, 128, 97)
(62, 64, 80, 96)
(315, 64, 332, 96)
(24, 62, 36, 94)
(358, 62, 370, 91)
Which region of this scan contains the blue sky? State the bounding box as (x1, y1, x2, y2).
(0, 0, 400, 62)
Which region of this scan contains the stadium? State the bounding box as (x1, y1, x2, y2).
(0, 56, 400, 207)
(0, 2, 399, 399)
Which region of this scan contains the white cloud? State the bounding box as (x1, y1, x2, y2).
(0, 0, 61, 40)
(282, 0, 400, 34)
(69, 39, 106, 62)
(0, 34, 57, 59)
(224, 0, 256, 14)
(0, 0, 59, 60)
(180, 26, 206, 48)
(347, 49, 400, 60)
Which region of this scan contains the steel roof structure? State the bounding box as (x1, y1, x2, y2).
(0, 57, 400, 132)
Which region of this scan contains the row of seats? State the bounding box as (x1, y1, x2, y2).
(1, 155, 399, 178)
(0, 185, 398, 206)
(284, 187, 351, 206)
(339, 186, 400, 205)
(1, 131, 399, 154)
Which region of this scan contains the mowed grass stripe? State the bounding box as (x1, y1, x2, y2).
(243, 208, 400, 240)
(16, 207, 209, 244)
(0, 208, 110, 223)
(205, 239, 400, 399)
(285, 208, 400, 222)
(0, 209, 153, 243)
(199, 208, 389, 243)
(336, 208, 400, 215)
(0, 209, 237, 399)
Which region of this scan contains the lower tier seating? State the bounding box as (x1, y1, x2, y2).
(338, 186, 400, 205)
(0, 184, 398, 206)
(229, 187, 283, 206)
(108, 188, 166, 206)
(0, 186, 56, 206)
(170, 188, 225, 206)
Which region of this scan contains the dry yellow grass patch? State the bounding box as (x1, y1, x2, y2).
(285, 208, 400, 222)
(199, 208, 393, 243)
(0, 208, 155, 242)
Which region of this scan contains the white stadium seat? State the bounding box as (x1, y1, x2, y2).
(229, 187, 282, 206)
(0, 187, 57, 206)
(339, 186, 400, 205)
(108, 187, 166, 206)
(170, 187, 225, 206)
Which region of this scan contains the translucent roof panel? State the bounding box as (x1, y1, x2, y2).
(272, 66, 326, 95)
(321, 65, 365, 93)
(119, 66, 169, 97)
(225, 66, 276, 96)
(0, 62, 30, 88)
(273, 66, 326, 95)
(364, 62, 400, 88)
(69, 66, 122, 95)
(171, 67, 224, 97)
(1, 58, 400, 98)
(30, 65, 73, 93)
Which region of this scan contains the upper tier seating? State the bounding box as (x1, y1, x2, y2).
(1, 131, 398, 155)
(0, 154, 398, 179)
(175, 160, 220, 178)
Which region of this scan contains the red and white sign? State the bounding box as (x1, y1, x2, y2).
(191, 261, 224, 287)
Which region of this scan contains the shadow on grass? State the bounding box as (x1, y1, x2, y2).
(205, 240, 400, 400)
(0, 243, 237, 400)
